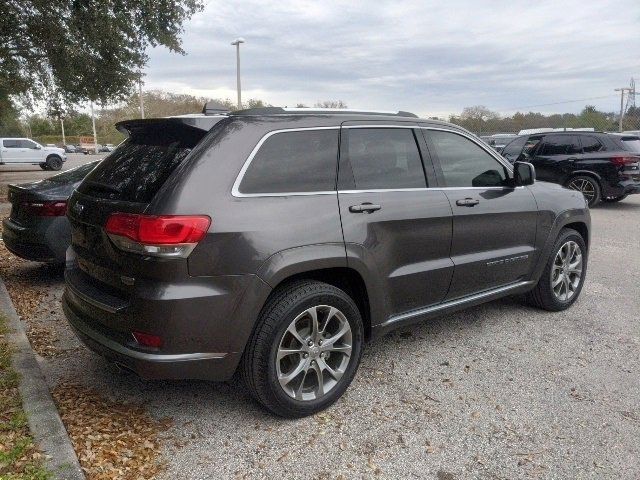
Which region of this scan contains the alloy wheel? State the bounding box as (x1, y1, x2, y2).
(567, 178, 596, 204)
(551, 240, 583, 302)
(276, 305, 352, 401)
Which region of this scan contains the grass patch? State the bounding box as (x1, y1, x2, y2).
(0, 313, 50, 479)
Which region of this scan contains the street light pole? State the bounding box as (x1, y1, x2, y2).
(231, 38, 245, 109)
(60, 117, 66, 145)
(90, 102, 98, 153)
(139, 74, 145, 119)
(615, 87, 631, 132)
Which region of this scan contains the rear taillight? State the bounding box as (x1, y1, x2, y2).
(22, 201, 67, 216)
(105, 213, 211, 258)
(610, 156, 638, 167)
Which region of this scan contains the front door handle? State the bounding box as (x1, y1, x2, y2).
(456, 198, 480, 207)
(349, 203, 382, 213)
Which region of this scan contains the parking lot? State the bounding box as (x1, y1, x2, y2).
(1, 160, 639, 479)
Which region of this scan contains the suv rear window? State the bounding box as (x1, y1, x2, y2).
(238, 129, 339, 194)
(78, 123, 204, 203)
(620, 136, 640, 153)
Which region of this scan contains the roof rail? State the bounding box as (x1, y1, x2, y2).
(229, 107, 418, 118)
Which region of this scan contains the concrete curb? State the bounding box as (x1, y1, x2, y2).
(0, 277, 84, 480)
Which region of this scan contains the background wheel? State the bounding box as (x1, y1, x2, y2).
(46, 155, 63, 170)
(527, 228, 587, 311)
(566, 175, 601, 207)
(602, 195, 627, 203)
(39, 163, 49, 170)
(241, 280, 364, 418)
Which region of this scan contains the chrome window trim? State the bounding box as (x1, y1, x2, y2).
(231, 126, 341, 198)
(231, 124, 516, 198)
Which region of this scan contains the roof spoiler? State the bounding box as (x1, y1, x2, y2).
(202, 101, 231, 115)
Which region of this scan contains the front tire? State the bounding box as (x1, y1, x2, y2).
(46, 155, 63, 171)
(39, 163, 49, 170)
(241, 280, 364, 418)
(527, 228, 587, 311)
(566, 175, 601, 207)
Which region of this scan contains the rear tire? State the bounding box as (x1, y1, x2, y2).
(241, 280, 364, 418)
(527, 228, 587, 311)
(46, 155, 63, 171)
(603, 195, 627, 203)
(566, 175, 601, 207)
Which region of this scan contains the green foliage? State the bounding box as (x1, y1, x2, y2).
(450, 105, 620, 134)
(0, 0, 203, 111)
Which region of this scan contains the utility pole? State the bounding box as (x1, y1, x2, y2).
(231, 38, 245, 109)
(60, 117, 66, 145)
(138, 75, 145, 119)
(90, 102, 98, 153)
(615, 87, 631, 132)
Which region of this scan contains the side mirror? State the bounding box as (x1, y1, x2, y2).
(513, 161, 535, 186)
(34, 145, 41, 149)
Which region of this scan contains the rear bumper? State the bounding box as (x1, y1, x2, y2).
(602, 178, 640, 197)
(63, 295, 240, 380)
(62, 265, 272, 381)
(1, 216, 68, 263)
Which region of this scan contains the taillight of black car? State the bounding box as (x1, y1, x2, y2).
(610, 156, 639, 168)
(105, 213, 211, 258)
(22, 201, 68, 216)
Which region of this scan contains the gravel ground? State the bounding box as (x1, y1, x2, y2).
(1, 170, 638, 479)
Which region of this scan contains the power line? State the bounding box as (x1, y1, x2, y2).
(504, 94, 619, 111)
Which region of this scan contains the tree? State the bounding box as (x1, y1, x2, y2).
(0, 0, 203, 108)
(314, 100, 348, 108)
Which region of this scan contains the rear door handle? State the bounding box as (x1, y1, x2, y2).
(349, 203, 382, 213)
(456, 198, 480, 207)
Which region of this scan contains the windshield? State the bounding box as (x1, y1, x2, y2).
(48, 160, 101, 183)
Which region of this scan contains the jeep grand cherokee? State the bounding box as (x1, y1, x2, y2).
(63, 107, 590, 417)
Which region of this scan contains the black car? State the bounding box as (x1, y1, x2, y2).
(501, 132, 640, 206)
(2, 160, 101, 263)
(63, 107, 589, 417)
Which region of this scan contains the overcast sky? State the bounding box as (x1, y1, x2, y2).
(144, 0, 640, 117)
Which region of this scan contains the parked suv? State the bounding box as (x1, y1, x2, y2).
(63, 108, 590, 417)
(0, 138, 67, 170)
(501, 131, 640, 206)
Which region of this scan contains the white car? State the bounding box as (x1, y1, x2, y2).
(0, 138, 67, 170)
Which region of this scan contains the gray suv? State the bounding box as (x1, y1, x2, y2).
(63, 108, 590, 417)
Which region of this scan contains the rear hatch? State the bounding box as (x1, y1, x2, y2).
(67, 119, 213, 297)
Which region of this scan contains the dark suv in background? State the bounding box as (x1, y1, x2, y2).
(501, 131, 640, 206)
(63, 107, 590, 417)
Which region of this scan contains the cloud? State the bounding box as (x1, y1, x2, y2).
(144, 0, 640, 117)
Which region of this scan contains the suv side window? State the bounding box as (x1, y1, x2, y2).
(428, 130, 508, 188)
(342, 128, 426, 190)
(537, 135, 581, 155)
(502, 136, 527, 159)
(2, 139, 20, 148)
(239, 129, 338, 194)
(581, 136, 604, 153)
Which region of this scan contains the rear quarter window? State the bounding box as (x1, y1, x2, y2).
(238, 129, 339, 194)
(620, 136, 640, 153)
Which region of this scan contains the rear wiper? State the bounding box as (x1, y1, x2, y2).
(84, 181, 122, 194)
